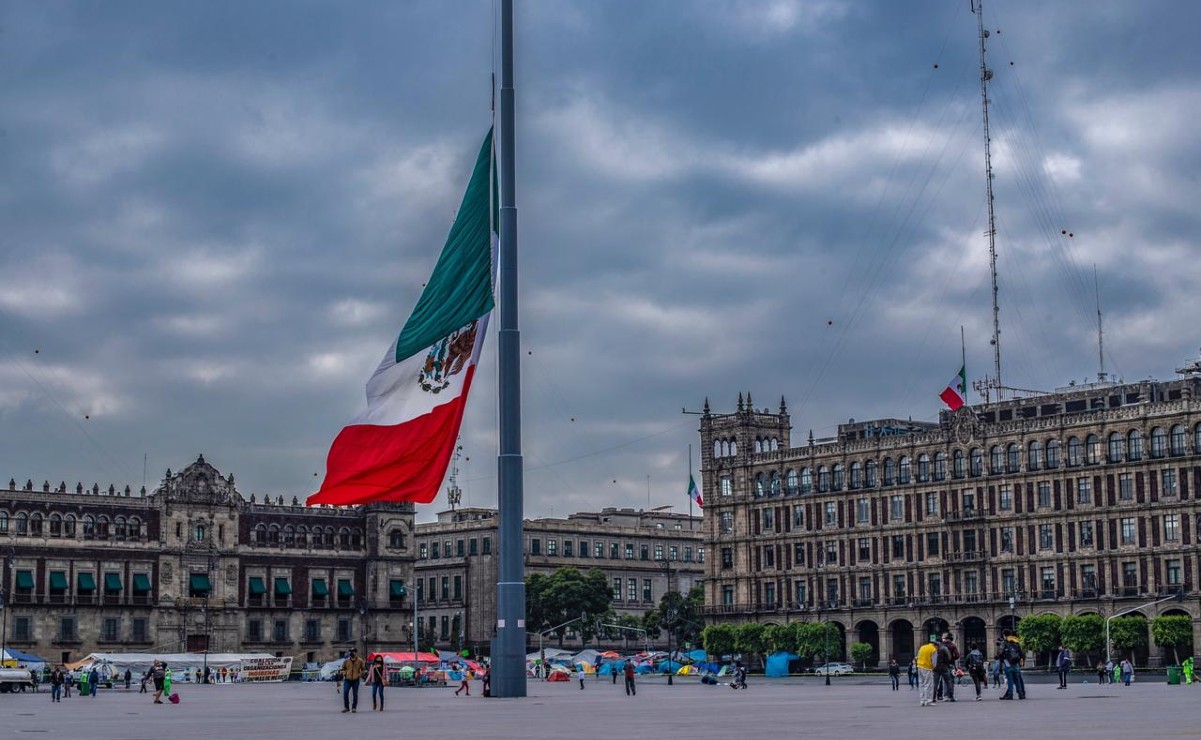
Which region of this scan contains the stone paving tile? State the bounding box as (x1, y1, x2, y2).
(1, 677, 1195, 740)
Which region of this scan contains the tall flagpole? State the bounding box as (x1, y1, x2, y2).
(492, 0, 526, 698)
(687, 444, 693, 527)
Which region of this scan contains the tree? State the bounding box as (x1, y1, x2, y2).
(641, 609, 662, 641)
(763, 623, 795, 654)
(795, 621, 840, 662)
(1108, 616, 1148, 661)
(1152, 615, 1194, 665)
(646, 585, 705, 651)
(702, 624, 736, 660)
(1016, 613, 1062, 668)
(734, 623, 766, 668)
(524, 567, 613, 645)
(850, 642, 874, 671)
(1060, 614, 1104, 667)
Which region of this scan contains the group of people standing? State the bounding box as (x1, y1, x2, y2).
(912, 629, 1030, 706)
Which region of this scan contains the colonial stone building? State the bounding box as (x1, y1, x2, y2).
(413, 506, 704, 653)
(0, 456, 416, 665)
(699, 372, 1201, 667)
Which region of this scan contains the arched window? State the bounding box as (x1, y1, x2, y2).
(130, 517, 143, 538)
(786, 469, 799, 495)
(1046, 440, 1060, 469)
(754, 473, 766, 497)
(351, 528, 363, 548)
(339, 527, 352, 548)
(15, 512, 28, 535)
(818, 466, 831, 492)
(1150, 427, 1167, 458)
(325, 527, 335, 547)
(989, 446, 1003, 474)
(883, 458, 895, 486)
(268, 523, 280, 545)
(770, 471, 782, 496)
(1006, 443, 1020, 474)
(832, 464, 844, 491)
(95, 516, 109, 538)
(754, 439, 762, 454)
(1196, 423, 1201, 455)
(865, 460, 878, 488)
(283, 525, 295, 547)
(29, 513, 43, 536)
(713, 440, 722, 458)
(114, 516, 127, 539)
(917, 454, 931, 483)
(800, 468, 813, 494)
(1127, 430, 1143, 461)
(254, 523, 267, 545)
(1107, 432, 1125, 463)
(194, 524, 206, 542)
(0, 511, 7, 534)
(952, 450, 966, 479)
(899, 456, 912, 484)
(1028, 441, 1043, 471)
(1170, 425, 1187, 456)
(296, 526, 308, 548)
(1086, 434, 1101, 464)
(934, 452, 947, 482)
(389, 529, 405, 549)
(49, 513, 62, 537)
(771, 437, 780, 451)
(82, 514, 96, 538)
(970, 448, 983, 477)
(730, 440, 737, 457)
(1067, 437, 1083, 467)
(849, 462, 863, 490)
(64, 514, 77, 537)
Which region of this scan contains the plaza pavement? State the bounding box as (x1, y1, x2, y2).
(1, 674, 1196, 740)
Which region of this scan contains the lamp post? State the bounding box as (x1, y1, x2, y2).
(202, 550, 217, 684)
(359, 598, 368, 659)
(0, 548, 12, 664)
(659, 559, 676, 686)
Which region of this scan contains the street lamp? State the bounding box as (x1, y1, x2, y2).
(202, 550, 217, 684)
(0, 548, 12, 664)
(359, 598, 368, 659)
(815, 558, 830, 686)
(659, 559, 676, 686)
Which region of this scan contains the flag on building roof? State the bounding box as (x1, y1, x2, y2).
(687, 473, 703, 508)
(939, 364, 967, 411)
(307, 129, 495, 507)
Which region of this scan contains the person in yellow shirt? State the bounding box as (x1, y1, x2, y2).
(916, 637, 939, 707)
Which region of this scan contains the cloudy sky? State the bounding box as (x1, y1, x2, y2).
(2, 1, 1199, 521)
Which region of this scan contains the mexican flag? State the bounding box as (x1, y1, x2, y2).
(939, 364, 967, 411)
(687, 473, 703, 508)
(307, 130, 495, 506)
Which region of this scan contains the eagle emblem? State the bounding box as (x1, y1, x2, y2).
(418, 321, 478, 393)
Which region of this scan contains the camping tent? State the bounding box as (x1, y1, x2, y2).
(318, 659, 346, 681)
(369, 652, 439, 664)
(656, 660, 683, 674)
(1, 648, 47, 673)
(766, 651, 799, 677)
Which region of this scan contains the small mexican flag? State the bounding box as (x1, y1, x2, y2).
(939, 365, 967, 411)
(687, 474, 703, 508)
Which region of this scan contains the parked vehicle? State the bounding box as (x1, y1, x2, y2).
(0, 668, 35, 693)
(812, 662, 854, 676)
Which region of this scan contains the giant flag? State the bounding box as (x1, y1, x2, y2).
(308, 130, 495, 506)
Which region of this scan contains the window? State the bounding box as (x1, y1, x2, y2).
(1039, 524, 1053, 550)
(627, 578, 637, 602)
(1046, 440, 1060, 469)
(1165, 513, 1180, 541)
(962, 489, 976, 512)
(1037, 481, 1051, 507)
(431, 541, 440, 558)
(965, 570, 979, 594)
(654, 543, 664, 560)
(856, 499, 870, 523)
(883, 458, 895, 486)
(859, 577, 872, 602)
(865, 461, 878, 488)
(794, 580, 807, 606)
(998, 485, 1012, 511)
(570, 540, 581, 558)
(898, 456, 912, 484)
(926, 532, 940, 557)
(858, 538, 871, 561)
(1122, 562, 1137, 590)
(824, 502, 837, 525)
(441, 576, 449, 600)
(1128, 430, 1143, 461)
(610, 542, 619, 559)
(546, 539, 557, 556)
(787, 469, 800, 495)
(762, 508, 775, 531)
(764, 583, 777, 607)
(990, 446, 1003, 474)
(1167, 559, 1183, 586)
(722, 548, 734, 568)
(419, 543, 428, 559)
(720, 512, 734, 534)
(1041, 567, 1056, 597)
(771, 471, 783, 496)
(55, 616, 76, 641)
(927, 573, 941, 597)
(639, 544, 649, 561)
(1000, 527, 1014, 553)
(1067, 437, 1083, 467)
(1108, 433, 1125, 463)
(1076, 478, 1091, 505)
(825, 579, 839, 606)
(612, 577, 622, 601)
(1027, 441, 1043, 471)
(305, 619, 320, 641)
(824, 541, 838, 565)
(723, 585, 735, 606)
(801, 468, 813, 494)
(132, 618, 148, 643)
(668, 545, 678, 561)
(1001, 569, 1016, 594)
(482, 536, 492, 554)
(925, 493, 939, 517)
(684, 546, 693, 562)
(102, 618, 119, 642)
(529, 539, 540, 556)
(1120, 517, 1136, 545)
(889, 495, 903, 521)
(849, 464, 862, 490)
(964, 529, 977, 552)
(893, 575, 906, 599)
(623, 543, 634, 559)
(793, 505, 804, 527)
(1163, 469, 1178, 497)
(892, 535, 905, 558)
(1081, 564, 1098, 595)
(273, 620, 288, 642)
(934, 452, 947, 481)
(953, 450, 966, 479)
(1079, 521, 1094, 547)
(755, 473, 767, 497)
(1086, 434, 1101, 465)
(1150, 427, 1167, 458)
(818, 466, 831, 492)
(1196, 423, 1201, 455)
(249, 619, 264, 642)
(13, 617, 31, 642)
(469, 538, 478, 555)
(336, 619, 351, 643)
(794, 543, 806, 565)
(720, 476, 733, 497)
(1119, 473, 1133, 500)
(456, 539, 465, 557)
(453, 576, 462, 600)
(832, 465, 844, 491)
(970, 449, 983, 477)
(594, 542, 604, 558)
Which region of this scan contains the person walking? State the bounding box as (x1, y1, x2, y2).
(1182, 656, 1194, 685)
(916, 637, 937, 707)
(623, 661, 637, 697)
(996, 630, 1025, 700)
(63, 671, 73, 699)
(1055, 645, 1073, 689)
(937, 633, 959, 702)
(1112, 661, 1121, 685)
(49, 666, 64, 703)
(78, 668, 90, 698)
(965, 642, 987, 701)
(152, 662, 166, 704)
(124, 668, 132, 690)
(907, 660, 917, 689)
(367, 655, 387, 710)
(88, 667, 100, 698)
(454, 663, 471, 697)
(888, 657, 901, 691)
(1095, 662, 1107, 684)
(341, 648, 365, 713)
(612, 661, 619, 685)
(578, 663, 585, 690)
(1120, 658, 1134, 686)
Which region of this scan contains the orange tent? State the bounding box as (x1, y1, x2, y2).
(369, 651, 440, 663)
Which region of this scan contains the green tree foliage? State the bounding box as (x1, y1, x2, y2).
(1152, 615, 1194, 665)
(850, 642, 874, 671)
(1108, 616, 1148, 654)
(795, 621, 840, 661)
(763, 623, 795, 654)
(734, 623, 766, 664)
(1060, 614, 1104, 665)
(646, 585, 705, 649)
(702, 624, 736, 659)
(524, 567, 613, 645)
(1016, 614, 1062, 668)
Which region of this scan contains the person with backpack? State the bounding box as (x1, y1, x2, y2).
(907, 660, 917, 689)
(888, 657, 901, 691)
(935, 633, 959, 702)
(1055, 645, 1073, 689)
(996, 630, 1026, 700)
(964, 642, 987, 701)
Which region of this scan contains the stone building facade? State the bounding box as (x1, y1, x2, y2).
(0, 456, 416, 665)
(413, 506, 704, 653)
(699, 373, 1201, 667)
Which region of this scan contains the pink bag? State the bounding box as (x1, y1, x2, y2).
(168, 693, 181, 704)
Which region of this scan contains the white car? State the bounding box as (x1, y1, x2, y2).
(812, 662, 854, 676)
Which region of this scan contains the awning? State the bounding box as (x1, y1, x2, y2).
(15, 570, 35, 589)
(104, 573, 122, 592)
(389, 580, 407, 597)
(189, 573, 212, 593)
(248, 577, 266, 595)
(311, 579, 329, 596)
(132, 574, 152, 593)
(49, 571, 69, 591)
(337, 579, 354, 597)
(274, 577, 292, 595)
(77, 572, 96, 592)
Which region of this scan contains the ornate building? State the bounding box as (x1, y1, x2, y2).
(699, 372, 1201, 667)
(413, 506, 704, 653)
(0, 456, 415, 665)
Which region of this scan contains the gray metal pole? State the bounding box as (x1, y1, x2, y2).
(492, 0, 526, 699)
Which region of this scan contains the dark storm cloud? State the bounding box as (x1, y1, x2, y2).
(1, 0, 1198, 519)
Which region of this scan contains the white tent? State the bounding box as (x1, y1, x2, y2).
(77, 652, 278, 676)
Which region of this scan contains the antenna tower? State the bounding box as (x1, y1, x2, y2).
(973, 0, 1003, 400)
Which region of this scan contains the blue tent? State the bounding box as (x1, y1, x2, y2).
(657, 660, 683, 674)
(597, 662, 619, 675)
(5, 648, 47, 663)
(765, 651, 799, 677)
(633, 663, 653, 674)
(687, 650, 707, 662)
